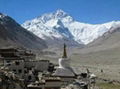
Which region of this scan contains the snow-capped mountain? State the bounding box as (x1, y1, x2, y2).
(22, 9, 120, 46)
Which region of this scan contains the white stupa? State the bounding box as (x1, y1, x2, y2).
(53, 44, 75, 77)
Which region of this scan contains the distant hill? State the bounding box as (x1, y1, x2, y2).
(0, 13, 47, 50)
(70, 25, 120, 66)
(85, 25, 120, 52)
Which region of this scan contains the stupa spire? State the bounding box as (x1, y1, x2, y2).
(62, 43, 67, 58)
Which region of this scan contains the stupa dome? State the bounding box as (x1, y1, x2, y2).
(53, 44, 75, 77)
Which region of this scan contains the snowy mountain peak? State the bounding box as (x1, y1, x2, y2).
(35, 9, 71, 23)
(54, 9, 68, 18)
(22, 10, 120, 46)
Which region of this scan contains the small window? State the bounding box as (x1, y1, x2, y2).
(24, 70, 28, 73)
(7, 60, 10, 63)
(13, 69, 16, 72)
(28, 75, 32, 80)
(7, 63, 11, 66)
(15, 61, 20, 65)
(18, 69, 22, 73)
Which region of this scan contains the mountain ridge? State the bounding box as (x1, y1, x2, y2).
(22, 9, 120, 47)
(0, 13, 47, 50)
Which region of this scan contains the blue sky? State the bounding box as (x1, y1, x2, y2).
(0, 0, 120, 24)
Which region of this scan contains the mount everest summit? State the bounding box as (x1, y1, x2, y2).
(22, 9, 120, 47)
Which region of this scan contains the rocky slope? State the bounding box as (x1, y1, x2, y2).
(0, 13, 47, 50)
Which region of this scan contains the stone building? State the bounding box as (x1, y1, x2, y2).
(0, 47, 36, 78)
(27, 76, 62, 89)
(0, 47, 54, 80)
(25, 60, 50, 72)
(0, 47, 35, 65)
